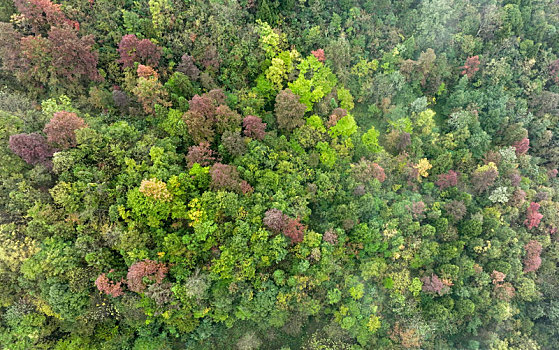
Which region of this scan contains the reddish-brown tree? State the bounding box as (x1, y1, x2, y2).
(525, 202, 543, 229)
(461, 55, 480, 78)
(243, 115, 267, 140)
(9, 133, 54, 166)
(43, 111, 87, 149)
(126, 260, 168, 293)
(436, 170, 459, 190)
(186, 142, 217, 167)
(117, 34, 161, 68)
(523, 240, 542, 273)
(95, 272, 124, 297)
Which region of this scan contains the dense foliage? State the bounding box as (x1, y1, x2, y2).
(2, 0, 559, 349)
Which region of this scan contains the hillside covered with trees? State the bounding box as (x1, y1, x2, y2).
(2, 0, 559, 349)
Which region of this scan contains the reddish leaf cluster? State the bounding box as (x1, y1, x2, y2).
(222, 130, 247, 157)
(491, 271, 515, 300)
(95, 272, 124, 297)
(421, 274, 451, 296)
(48, 27, 100, 82)
(183, 90, 241, 143)
(209, 163, 246, 193)
(243, 115, 267, 140)
(523, 240, 542, 273)
(436, 170, 458, 190)
(43, 111, 87, 149)
(283, 217, 306, 244)
(263, 209, 288, 233)
(14, 0, 77, 34)
(444, 200, 467, 221)
(275, 89, 307, 133)
(461, 55, 480, 78)
(513, 137, 530, 156)
(524, 202, 543, 229)
(186, 142, 217, 167)
(327, 108, 347, 127)
(263, 209, 306, 244)
(350, 159, 386, 184)
(311, 48, 326, 63)
(1, 5, 100, 90)
(408, 201, 426, 219)
(126, 260, 168, 293)
(137, 64, 158, 79)
(117, 34, 162, 68)
(322, 229, 338, 245)
(9, 133, 54, 166)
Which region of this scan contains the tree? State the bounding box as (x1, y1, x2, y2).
(311, 48, 325, 63)
(186, 142, 217, 167)
(513, 138, 530, 156)
(132, 65, 170, 114)
(210, 163, 243, 192)
(275, 89, 307, 133)
(243, 115, 267, 140)
(461, 56, 480, 78)
(95, 272, 124, 297)
(177, 54, 200, 81)
(523, 240, 542, 273)
(436, 170, 458, 190)
(8, 133, 54, 166)
(117, 34, 162, 68)
(421, 274, 451, 296)
(283, 217, 306, 244)
(263, 208, 288, 233)
(43, 111, 86, 149)
(471, 162, 498, 193)
(48, 26, 101, 84)
(361, 126, 382, 153)
(525, 202, 543, 229)
(127, 260, 168, 293)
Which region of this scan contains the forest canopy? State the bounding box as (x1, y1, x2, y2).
(2, 0, 559, 349)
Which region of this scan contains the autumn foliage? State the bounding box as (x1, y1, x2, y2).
(95, 272, 125, 297)
(126, 260, 168, 293)
(523, 240, 542, 273)
(524, 202, 543, 229)
(9, 133, 54, 166)
(118, 34, 162, 68)
(43, 111, 86, 149)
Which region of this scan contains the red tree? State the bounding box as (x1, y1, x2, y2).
(43, 111, 87, 149)
(186, 142, 217, 167)
(14, 0, 76, 34)
(243, 115, 267, 140)
(311, 48, 325, 63)
(461, 55, 480, 78)
(436, 170, 459, 190)
(117, 34, 161, 68)
(9, 133, 54, 166)
(421, 274, 451, 296)
(513, 138, 530, 156)
(523, 240, 542, 273)
(209, 163, 242, 192)
(263, 209, 288, 233)
(95, 271, 124, 297)
(126, 260, 168, 293)
(283, 218, 306, 244)
(524, 202, 543, 229)
(48, 26, 100, 82)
